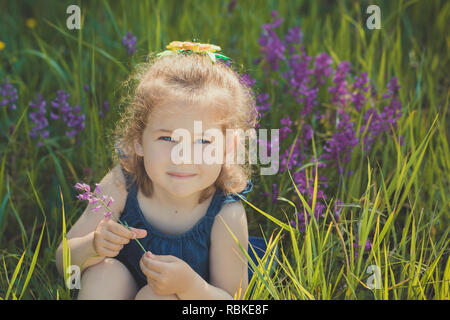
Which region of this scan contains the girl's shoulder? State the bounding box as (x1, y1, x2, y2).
(105, 164, 129, 216)
(211, 179, 253, 226)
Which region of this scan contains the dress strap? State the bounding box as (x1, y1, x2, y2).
(205, 179, 253, 218)
(115, 142, 129, 159)
(222, 179, 253, 204)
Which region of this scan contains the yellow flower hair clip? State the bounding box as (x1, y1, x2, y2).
(156, 40, 231, 63)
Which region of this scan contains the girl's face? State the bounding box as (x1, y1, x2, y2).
(134, 100, 231, 199)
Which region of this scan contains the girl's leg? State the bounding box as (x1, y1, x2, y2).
(77, 258, 138, 300)
(134, 284, 179, 300)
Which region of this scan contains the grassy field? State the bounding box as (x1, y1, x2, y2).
(0, 0, 448, 300)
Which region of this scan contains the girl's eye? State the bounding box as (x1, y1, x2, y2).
(159, 136, 175, 142)
(195, 139, 211, 144)
(159, 136, 210, 144)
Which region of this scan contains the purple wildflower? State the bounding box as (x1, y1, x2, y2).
(290, 191, 326, 231)
(122, 32, 137, 56)
(222, 59, 232, 67)
(0, 79, 19, 111)
(290, 170, 329, 232)
(257, 131, 280, 161)
(74, 182, 114, 214)
(279, 143, 305, 173)
(351, 72, 369, 112)
(99, 100, 110, 118)
(284, 26, 303, 54)
(50, 90, 85, 138)
(302, 124, 313, 147)
(282, 50, 318, 116)
(258, 11, 286, 71)
(29, 93, 49, 147)
(256, 92, 271, 116)
(360, 77, 402, 151)
(279, 117, 293, 140)
(74, 182, 90, 193)
(313, 53, 333, 86)
(334, 199, 343, 222)
(284, 26, 303, 45)
(353, 236, 372, 258)
(277, 123, 317, 174)
(76, 192, 91, 201)
(263, 183, 279, 204)
(329, 61, 351, 107)
(289, 168, 330, 232)
(323, 112, 359, 174)
(74, 182, 147, 253)
(240, 73, 257, 88)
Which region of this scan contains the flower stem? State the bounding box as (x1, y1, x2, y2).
(109, 214, 147, 254)
(98, 197, 147, 254)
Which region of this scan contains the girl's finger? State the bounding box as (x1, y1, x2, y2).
(97, 245, 119, 257)
(150, 254, 175, 262)
(129, 227, 148, 239)
(142, 253, 166, 273)
(106, 219, 136, 239)
(140, 258, 160, 280)
(104, 229, 130, 245)
(147, 278, 157, 288)
(99, 238, 123, 251)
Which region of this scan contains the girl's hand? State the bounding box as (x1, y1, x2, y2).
(139, 252, 196, 296)
(93, 217, 147, 258)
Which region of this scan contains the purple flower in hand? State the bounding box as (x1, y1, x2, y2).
(74, 181, 147, 252)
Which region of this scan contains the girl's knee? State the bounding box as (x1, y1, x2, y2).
(82, 258, 123, 281)
(135, 285, 178, 300)
(78, 258, 138, 300)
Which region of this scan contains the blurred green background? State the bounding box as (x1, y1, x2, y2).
(0, 0, 448, 299)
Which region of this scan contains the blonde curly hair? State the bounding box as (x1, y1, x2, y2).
(108, 51, 259, 203)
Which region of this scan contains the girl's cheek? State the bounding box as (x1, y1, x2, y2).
(201, 163, 222, 178)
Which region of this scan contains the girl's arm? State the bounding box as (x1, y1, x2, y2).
(55, 165, 128, 276)
(177, 201, 249, 300)
(55, 231, 103, 276)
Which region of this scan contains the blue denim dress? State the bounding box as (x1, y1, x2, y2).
(114, 165, 254, 290)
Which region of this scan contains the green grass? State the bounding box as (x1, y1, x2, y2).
(0, 0, 448, 299)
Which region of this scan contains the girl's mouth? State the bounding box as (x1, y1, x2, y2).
(167, 172, 197, 179)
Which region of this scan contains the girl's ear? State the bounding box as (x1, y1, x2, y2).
(134, 139, 144, 157)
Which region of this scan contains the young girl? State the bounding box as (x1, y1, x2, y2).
(55, 41, 258, 300)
